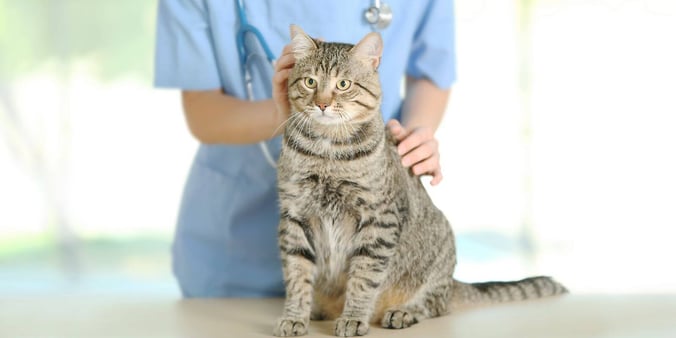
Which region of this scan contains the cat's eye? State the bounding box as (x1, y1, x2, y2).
(336, 79, 352, 91)
(304, 77, 317, 89)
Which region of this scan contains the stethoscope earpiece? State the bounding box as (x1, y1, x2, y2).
(364, 1, 392, 30)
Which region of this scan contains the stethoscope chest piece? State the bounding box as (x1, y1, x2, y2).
(364, 1, 392, 30)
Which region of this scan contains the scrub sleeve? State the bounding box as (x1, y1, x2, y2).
(406, 0, 457, 89)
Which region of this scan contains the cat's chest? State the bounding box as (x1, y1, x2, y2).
(312, 214, 354, 288)
(292, 174, 370, 285)
(295, 173, 370, 212)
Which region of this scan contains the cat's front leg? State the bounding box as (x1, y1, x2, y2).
(274, 214, 317, 337)
(335, 219, 398, 337)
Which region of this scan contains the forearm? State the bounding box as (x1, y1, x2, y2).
(182, 89, 284, 144)
(400, 77, 451, 132)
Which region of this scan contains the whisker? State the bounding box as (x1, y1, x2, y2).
(270, 112, 299, 138)
(338, 112, 350, 141)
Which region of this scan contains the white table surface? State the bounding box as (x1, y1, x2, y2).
(1, 294, 675, 337)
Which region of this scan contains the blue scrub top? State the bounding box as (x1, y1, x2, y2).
(155, 0, 457, 297)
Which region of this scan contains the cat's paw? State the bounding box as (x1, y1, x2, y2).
(334, 317, 369, 337)
(273, 317, 308, 337)
(381, 309, 418, 329)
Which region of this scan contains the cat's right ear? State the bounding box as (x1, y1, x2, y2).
(289, 24, 318, 60)
(351, 32, 383, 69)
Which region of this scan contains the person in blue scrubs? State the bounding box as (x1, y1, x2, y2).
(154, 0, 457, 297)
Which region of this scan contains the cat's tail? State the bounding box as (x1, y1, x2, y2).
(450, 276, 568, 309)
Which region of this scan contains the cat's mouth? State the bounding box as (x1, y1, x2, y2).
(308, 109, 347, 125)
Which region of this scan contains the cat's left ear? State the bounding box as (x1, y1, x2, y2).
(351, 32, 383, 69)
(290, 24, 318, 60)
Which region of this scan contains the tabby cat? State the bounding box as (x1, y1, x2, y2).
(273, 25, 567, 337)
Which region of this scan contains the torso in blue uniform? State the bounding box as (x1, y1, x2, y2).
(155, 0, 456, 297)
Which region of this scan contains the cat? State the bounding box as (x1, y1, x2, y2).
(273, 25, 567, 337)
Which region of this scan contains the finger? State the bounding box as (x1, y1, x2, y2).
(272, 69, 291, 83)
(398, 129, 434, 157)
(401, 140, 436, 168)
(411, 153, 439, 175)
(386, 119, 400, 129)
(387, 120, 408, 142)
(275, 53, 296, 72)
(406, 142, 438, 169)
(272, 69, 291, 90)
(429, 169, 443, 186)
(279, 43, 293, 58)
(410, 153, 440, 177)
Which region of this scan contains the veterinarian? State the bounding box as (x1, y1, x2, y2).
(154, 0, 457, 297)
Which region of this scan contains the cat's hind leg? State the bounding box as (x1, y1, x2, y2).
(381, 282, 452, 329)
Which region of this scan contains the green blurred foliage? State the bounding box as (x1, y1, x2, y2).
(0, 0, 156, 82)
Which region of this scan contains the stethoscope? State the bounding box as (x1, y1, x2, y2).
(363, 0, 393, 30)
(235, 0, 392, 168)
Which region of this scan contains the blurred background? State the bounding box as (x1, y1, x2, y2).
(1, 0, 675, 298)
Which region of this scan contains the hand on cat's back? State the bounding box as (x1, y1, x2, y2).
(387, 119, 442, 185)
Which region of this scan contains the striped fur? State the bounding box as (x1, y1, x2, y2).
(273, 26, 567, 337)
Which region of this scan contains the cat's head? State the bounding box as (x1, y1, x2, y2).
(287, 25, 383, 126)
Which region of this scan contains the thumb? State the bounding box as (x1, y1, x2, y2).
(387, 119, 407, 142)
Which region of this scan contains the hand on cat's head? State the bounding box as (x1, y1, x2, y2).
(273, 43, 295, 124)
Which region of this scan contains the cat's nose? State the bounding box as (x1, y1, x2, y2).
(316, 102, 329, 112)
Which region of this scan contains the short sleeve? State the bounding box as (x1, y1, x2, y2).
(406, 0, 457, 89)
(154, 0, 222, 89)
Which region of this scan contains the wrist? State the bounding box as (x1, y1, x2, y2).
(268, 99, 286, 137)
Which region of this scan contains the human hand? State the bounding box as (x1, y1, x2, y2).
(272, 44, 295, 121)
(387, 119, 443, 185)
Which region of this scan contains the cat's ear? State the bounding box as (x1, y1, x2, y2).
(351, 32, 383, 69)
(289, 24, 318, 60)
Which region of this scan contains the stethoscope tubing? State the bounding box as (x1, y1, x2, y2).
(236, 0, 276, 66)
(236, 0, 279, 168)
